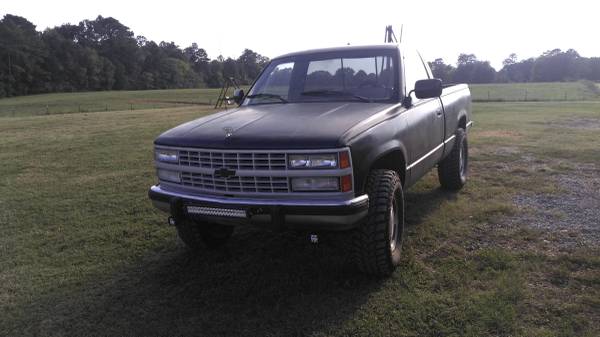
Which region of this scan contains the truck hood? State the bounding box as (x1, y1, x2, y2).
(155, 102, 395, 149)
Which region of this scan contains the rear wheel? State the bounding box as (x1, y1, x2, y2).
(351, 169, 404, 276)
(438, 128, 468, 191)
(176, 218, 234, 250)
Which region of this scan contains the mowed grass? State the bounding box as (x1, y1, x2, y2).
(0, 88, 224, 117)
(470, 81, 600, 102)
(2, 81, 598, 118)
(1, 100, 599, 336)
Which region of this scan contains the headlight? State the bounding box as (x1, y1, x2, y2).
(291, 177, 339, 191)
(157, 169, 181, 183)
(155, 148, 178, 163)
(289, 154, 337, 169)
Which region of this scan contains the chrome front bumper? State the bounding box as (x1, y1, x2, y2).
(148, 184, 369, 231)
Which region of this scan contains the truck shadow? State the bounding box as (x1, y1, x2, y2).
(404, 185, 458, 228)
(31, 186, 454, 336)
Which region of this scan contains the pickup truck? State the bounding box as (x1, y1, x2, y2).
(149, 44, 472, 276)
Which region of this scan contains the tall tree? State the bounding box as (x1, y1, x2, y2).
(453, 54, 496, 84)
(0, 15, 47, 97)
(237, 49, 269, 84)
(184, 43, 209, 84)
(532, 48, 580, 82)
(429, 58, 455, 83)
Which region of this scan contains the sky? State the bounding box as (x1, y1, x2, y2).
(2, 0, 597, 69)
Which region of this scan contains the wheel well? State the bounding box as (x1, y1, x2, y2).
(458, 115, 467, 130)
(370, 150, 406, 186)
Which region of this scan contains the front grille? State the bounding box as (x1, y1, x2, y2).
(179, 150, 286, 170)
(181, 172, 290, 193)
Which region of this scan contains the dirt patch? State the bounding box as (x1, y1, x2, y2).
(555, 118, 600, 130)
(511, 163, 600, 249)
(477, 130, 523, 139)
(493, 146, 521, 156)
(472, 154, 599, 254)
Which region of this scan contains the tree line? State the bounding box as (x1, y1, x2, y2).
(0, 14, 268, 98)
(429, 49, 600, 84)
(2, 14, 600, 98)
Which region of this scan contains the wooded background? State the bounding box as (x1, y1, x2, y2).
(1, 14, 599, 98)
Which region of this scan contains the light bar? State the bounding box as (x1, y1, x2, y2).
(186, 206, 247, 218)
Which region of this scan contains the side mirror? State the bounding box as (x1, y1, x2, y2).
(414, 79, 442, 99)
(232, 89, 244, 104)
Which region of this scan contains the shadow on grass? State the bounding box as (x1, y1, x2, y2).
(24, 187, 456, 337)
(405, 186, 458, 227)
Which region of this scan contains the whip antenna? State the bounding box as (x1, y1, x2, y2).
(399, 24, 403, 43)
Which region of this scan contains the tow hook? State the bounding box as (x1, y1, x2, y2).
(310, 234, 319, 244)
(167, 216, 176, 226)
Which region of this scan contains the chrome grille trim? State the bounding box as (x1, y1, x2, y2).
(181, 172, 290, 193)
(179, 150, 287, 170)
(154, 146, 354, 197)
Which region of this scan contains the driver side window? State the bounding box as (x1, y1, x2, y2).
(403, 49, 430, 102)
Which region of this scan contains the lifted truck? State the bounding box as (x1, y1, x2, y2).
(149, 44, 472, 276)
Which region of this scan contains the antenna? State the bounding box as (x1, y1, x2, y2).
(399, 24, 403, 43)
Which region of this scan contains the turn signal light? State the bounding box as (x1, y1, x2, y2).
(341, 175, 352, 192)
(339, 151, 351, 169)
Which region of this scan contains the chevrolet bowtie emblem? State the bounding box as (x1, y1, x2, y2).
(223, 127, 234, 138)
(214, 167, 236, 179)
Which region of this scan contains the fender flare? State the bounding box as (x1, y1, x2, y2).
(358, 139, 408, 191)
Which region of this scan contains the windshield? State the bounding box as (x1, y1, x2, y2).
(244, 50, 398, 105)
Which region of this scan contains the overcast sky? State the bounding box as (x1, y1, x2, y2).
(2, 0, 597, 69)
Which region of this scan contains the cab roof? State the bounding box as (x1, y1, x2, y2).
(272, 44, 401, 60)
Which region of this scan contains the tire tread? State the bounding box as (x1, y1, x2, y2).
(438, 128, 467, 191)
(351, 169, 403, 276)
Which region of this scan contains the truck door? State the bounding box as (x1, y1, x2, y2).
(403, 49, 445, 185)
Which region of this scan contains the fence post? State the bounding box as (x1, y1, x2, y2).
(78, 104, 81, 113)
(487, 91, 490, 101)
(524, 89, 528, 101)
(105, 104, 108, 111)
(130, 103, 133, 111)
(46, 105, 49, 114)
(564, 91, 567, 100)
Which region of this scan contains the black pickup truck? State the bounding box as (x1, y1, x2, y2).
(149, 44, 472, 276)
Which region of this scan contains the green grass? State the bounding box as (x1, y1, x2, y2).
(0, 88, 225, 117)
(2, 81, 599, 119)
(1, 98, 599, 336)
(470, 81, 600, 102)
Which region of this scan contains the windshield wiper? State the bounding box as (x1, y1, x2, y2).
(246, 93, 288, 103)
(301, 90, 372, 103)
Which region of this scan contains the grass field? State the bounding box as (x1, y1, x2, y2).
(0, 88, 223, 117)
(1, 82, 598, 118)
(469, 81, 600, 102)
(1, 91, 599, 336)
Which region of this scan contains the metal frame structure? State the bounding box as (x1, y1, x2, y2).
(214, 77, 241, 108)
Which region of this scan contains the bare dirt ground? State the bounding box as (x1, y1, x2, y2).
(471, 144, 600, 254)
(554, 118, 600, 130)
(513, 163, 600, 249)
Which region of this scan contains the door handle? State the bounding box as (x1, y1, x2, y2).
(436, 110, 443, 117)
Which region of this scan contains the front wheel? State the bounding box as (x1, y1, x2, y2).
(438, 128, 468, 191)
(351, 169, 404, 276)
